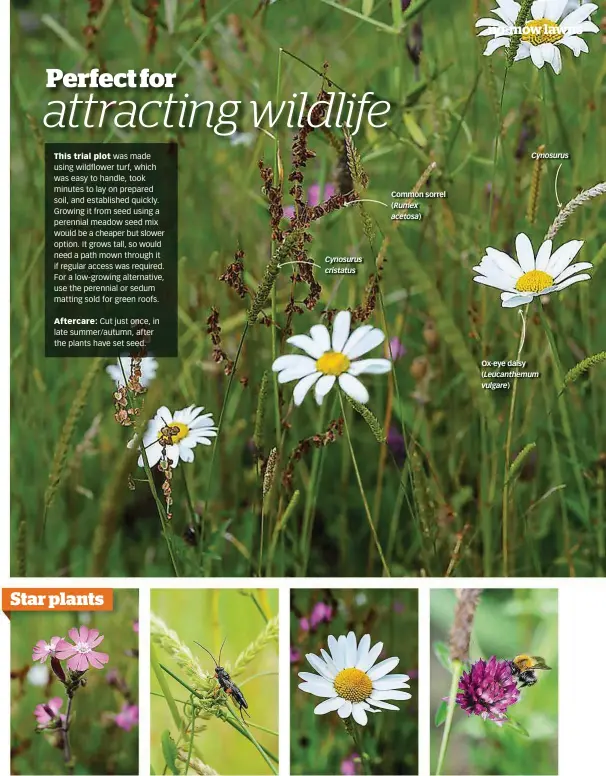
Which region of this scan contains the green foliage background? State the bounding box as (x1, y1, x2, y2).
(290, 588, 418, 775)
(10, 589, 139, 775)
(430, 588, 558, 775)
(10, 0, 606, 578)
(150, 588, 279, 776)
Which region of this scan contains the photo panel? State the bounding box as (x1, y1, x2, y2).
(430, 588, 558, 776)
(290, 587, 419, 775)
(150, 587, 279, 776)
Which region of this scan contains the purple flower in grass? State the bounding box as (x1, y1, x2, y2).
(454, 656, 519, 725)
(283, 182, 336, 220)
(114, 703, 139, 731)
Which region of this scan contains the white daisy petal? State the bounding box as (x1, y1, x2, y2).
(535, 239, 553, 271)
(552, 273, 591, 292)
(352, 703, 368, 726)
(298, 681, 338, 698)
(368, 698, 401, 710)
(483, 247, 525, 278)
(338, 373, 370, 404)
(344, 328, 386, 359)
(355, 634, 371, 668)
(337, 701, 353, 718)
(549, 45, 562, 74)
(516, 233, 535, 272)
(331, 310, 351, 352)
(306, 653, 335, 681)
(561, 4, 598, 27)
(341, 325, 373, 357)
(547, 0, 568, 21)
(314, 374, 336, 405)
(345, 632, 358, 666)
(347, 359, 392, 376)
(553, 261, 593, 284)
(293, 372, 321, 406)
(498, 0, 521, 23)
(277, 362, 318, 384)
(286, 334, 326, 359)
(327, 635, 344, 670)
(180, 446, 194, 463)
(357, 641, 383, 672)
(298, 671, 324, 683)
(546, 240, 584, 277)
(531, 0, 548, 17)
(574, 20, 600, 34)
(272, 354, 315, 373)
(370, 689, 412, 701)
(559, 34, 589, 55)
(473, 274, 517, 292)
(501, 293, 534, 308)
(320, 649, 339, 674)
(309, 324, 331, 352)
(530, 44, 546, 68)
(484, 36, 510, 55)
(515, 42, 532, 60)
(367, 656, 400, 680)
(314, 697, 345, 715)
(372, 677, 411, 690)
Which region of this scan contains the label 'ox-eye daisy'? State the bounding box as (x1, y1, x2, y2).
(298, 632, 412, 726)
(271, 310, 392, 406)
(473, 233, 592, 308)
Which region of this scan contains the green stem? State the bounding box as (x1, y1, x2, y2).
(300, 400, 329, 571)
(502, 305, 529, 576)
(339, 392, 391, 577)
(118, 361, 179, 576)
(184, 694, 196, 775)
(347, 721, 371, 775)
(435, 661, 463, 776)
(538, 304, 590, 522)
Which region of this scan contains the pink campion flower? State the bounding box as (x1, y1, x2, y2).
(114, 703, 139, 731)
(32, 636, 68, 664)
(283, 182, 337, 219)
(34, 697, 65, 729)
(55, 626, 109, 671)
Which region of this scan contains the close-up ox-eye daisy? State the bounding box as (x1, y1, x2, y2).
(476, 0, 599, 74)
(298, 632, 411, 726)
(272, 311, 392, 406)
(128, 404, 217, 467)
(473, 233, 592, 308)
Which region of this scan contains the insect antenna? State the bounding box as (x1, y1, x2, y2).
(218, 637, 227, 665)
(194, 641, 218, 666)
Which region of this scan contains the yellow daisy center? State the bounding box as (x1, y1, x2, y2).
(333, 668, 373, 703)
(522, 18, 564, 46)
(515, 269, 554, 293)
(316, 351, 351, 376)
(158, 422, 189, 444)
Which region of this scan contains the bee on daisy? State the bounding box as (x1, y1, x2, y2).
(473, 233, 592, 308)
(476, 1, 599, 74)
(271, 310, 392, 407)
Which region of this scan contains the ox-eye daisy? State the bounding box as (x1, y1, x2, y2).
(298, 632, 411, 726)
(473, 233, 591, 308)
(272, 311, 392, 406)
(129, 405, 217, 467)
(106, 356, 158, 388)
(476, 0, 599, 74)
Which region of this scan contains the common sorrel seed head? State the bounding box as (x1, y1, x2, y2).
(455, 656, 520, 724)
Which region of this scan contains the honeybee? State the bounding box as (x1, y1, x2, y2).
(509, 654, 552, 688)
